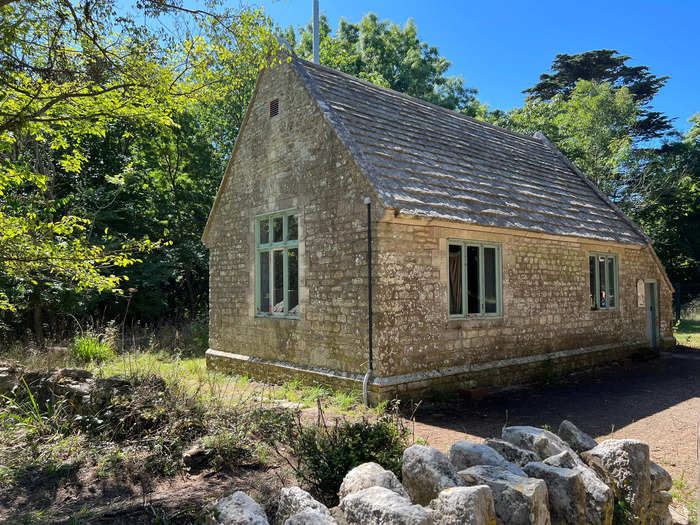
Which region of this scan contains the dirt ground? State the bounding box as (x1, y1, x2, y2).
(409, 348, 700, 491)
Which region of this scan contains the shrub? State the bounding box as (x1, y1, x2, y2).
(70, 332, 115, 363)
(277, 409, 409, 506)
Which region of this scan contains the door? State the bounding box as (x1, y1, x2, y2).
(645, 281, 658, 349)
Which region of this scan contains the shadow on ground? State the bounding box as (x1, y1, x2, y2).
(412, 349, 699, 440)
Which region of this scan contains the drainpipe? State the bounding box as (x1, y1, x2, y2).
(362, 196, 373, 406)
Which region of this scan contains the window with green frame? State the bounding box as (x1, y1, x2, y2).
(589, 253, 618, 310)
(448, 241, 502, 318)
(255, 211, 299, 318)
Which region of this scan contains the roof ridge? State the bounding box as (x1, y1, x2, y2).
(295, 56, 545, 146)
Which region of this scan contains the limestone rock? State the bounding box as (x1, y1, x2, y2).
(459, 465, 551, 525)
(0, 363, 22, 396)
(484, 438, 541, 467)
(544, 451, 613, 525)
(502, 426, 577, 462)
(523, 462, 586, 525)
(204, 491, 269, 525)
(650, 461, 673, 492)
(182, 444, 213, 471)
(582, 439, 651, 521)
(284, 511, 337, 525)
(449, 441, 525, 476)
(339, 486, 433, 525)
(557, 420, 597, 453)
(91, 376, 131, 406)
(669, 505, 690, 525)
(402, 445, 462, 506)
(648, 491, 673, 525)
(276, 487, 330, 524)
(429, 485, 497, 525)
(329, 506, 349, 525)
(338, 462, 408, 500)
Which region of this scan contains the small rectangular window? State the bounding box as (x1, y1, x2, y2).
(260, 251, 270, 313)
(589, 253, 618, 310)
(256, 210, 299, 318)
(448, 241, 502, 319)
(448, 245, 463, 315)
(269, 98, 279, 117)
(484, 247, 497, 314)
(466, 246, 480, 314)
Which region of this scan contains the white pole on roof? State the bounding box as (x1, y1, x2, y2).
(313, 0, 319, 64)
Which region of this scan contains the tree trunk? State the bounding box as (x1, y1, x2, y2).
(31, 289, 44, 347)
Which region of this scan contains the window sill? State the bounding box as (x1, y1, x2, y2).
(448, 314, 502, 322)
(255, 314, 300, 320)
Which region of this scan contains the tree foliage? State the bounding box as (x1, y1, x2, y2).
(624, 118, 700, 284)
(0, 0, 278, 337)
(283, 13, 486, 116)
(523, 49, 671, 140)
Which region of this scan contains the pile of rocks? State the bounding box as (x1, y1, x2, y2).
(0, 362, 135, 410)
(205, 421, 679, 525)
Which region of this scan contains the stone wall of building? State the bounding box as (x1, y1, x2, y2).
(372, 214, 675, 382)
(204, 59, 380, 376)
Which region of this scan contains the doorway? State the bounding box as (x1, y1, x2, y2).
(645, 281, 658, 349)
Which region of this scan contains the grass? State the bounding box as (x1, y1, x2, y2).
(670, 472, 698, 523)
(0, 326, 405, 522)
(674, 319, 700, 348)
(70, 332, 116, 363)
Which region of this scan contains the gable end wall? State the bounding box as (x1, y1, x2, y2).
(205, 60, 380, 376)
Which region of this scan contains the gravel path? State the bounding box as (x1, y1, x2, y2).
(409, 350, 699, 490)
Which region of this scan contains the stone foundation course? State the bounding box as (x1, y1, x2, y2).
(204, 421, 679, 524)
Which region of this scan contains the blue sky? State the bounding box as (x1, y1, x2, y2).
(255, 0, 699, 133)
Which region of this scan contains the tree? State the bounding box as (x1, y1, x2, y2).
(0, 0, 278, 339)
(624, 116, 700, 284)
(524, 50, 671, 140)
(284, 13, 486, 116)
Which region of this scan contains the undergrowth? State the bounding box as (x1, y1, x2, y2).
(268, 404, 409, 506)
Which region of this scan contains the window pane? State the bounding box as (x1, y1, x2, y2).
(259, 251, 270, 314)
(589, 256, 597, 310)
(287, 214, 298, 241)
(607, 257, 616, 307)
(467, 246, 480, 314)
(259, 220, 269, 245)
(272, 217, 284, 242)
(598, 256, 607, 308)
(448, 245, 463, 315)
(288, 248, 299, 315)
(273, 250, 284, 313)
(484, 247, 497, 313)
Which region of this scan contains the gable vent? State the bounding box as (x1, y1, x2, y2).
(269, 98, 279, 118)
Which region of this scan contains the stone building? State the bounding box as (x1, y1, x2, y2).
(202, 52, 675, 400)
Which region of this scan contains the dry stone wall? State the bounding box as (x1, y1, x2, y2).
(204, 421, 677, 525)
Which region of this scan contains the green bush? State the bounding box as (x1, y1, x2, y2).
(282, 411, 408, 506)
(70, 332, 115, 363)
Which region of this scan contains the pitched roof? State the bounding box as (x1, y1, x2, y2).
(290, 56, 648, 245)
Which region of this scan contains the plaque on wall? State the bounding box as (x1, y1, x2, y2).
(637, 279, 645, 307)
